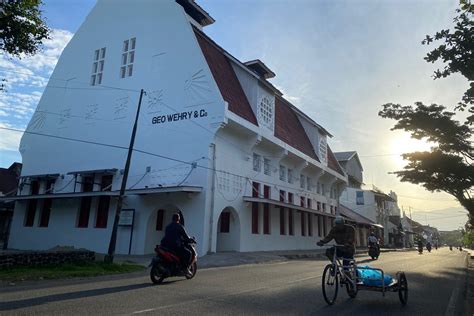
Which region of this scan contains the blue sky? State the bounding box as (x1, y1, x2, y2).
(0, 0, 469, 230)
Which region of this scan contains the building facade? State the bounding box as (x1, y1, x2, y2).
(4, 0, 347, 256)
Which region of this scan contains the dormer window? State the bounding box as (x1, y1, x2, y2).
(319, 137, 327, 163)
(258, 96, 274, 129)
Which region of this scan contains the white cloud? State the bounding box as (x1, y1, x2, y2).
(0, 28, 74, 158)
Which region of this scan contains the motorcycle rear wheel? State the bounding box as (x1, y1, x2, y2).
(185, 262, 197, 279)
(150, 266, 165, 284)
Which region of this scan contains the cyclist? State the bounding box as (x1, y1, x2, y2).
(317, 216, 356, 270)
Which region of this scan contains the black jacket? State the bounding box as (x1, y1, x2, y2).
(161, 222, 191, 250)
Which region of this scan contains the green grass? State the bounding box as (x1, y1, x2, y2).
(0, 262, 145, 282)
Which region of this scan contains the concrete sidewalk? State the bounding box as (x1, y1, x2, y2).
(111, 247, 415, 269)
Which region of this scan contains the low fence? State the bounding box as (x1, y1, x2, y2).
(0, 250, 95, 268)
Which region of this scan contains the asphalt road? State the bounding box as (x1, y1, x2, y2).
(0, 248, 467, 315)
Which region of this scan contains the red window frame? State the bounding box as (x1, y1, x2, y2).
(252, 202, 259, 234)
(77, 176, 94, 228)
(301, 211, 306, 236)
(95, 175, 112, 228)
(279, 207, 285, 235)
(252, 182, 260, 198)
(279, 190, 286, 202)
(288, 209, 294, 235)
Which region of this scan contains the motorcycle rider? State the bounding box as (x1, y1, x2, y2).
(368, 232, 379, 249)
(160, 213, 193, 275)
(317, 216, 355, 269)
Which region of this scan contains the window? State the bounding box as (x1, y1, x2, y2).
(279, 165, 286, 181)
(356, 191, 365, 205)
(319, 137, 327, 163)
(120, 37, 136, 78)
(321, 183, 326, 196)
(253, 153, 261, 172)
(334, 206, 337, 215)
(317, 181, 321, 194)
(279, 190, 286, 202)
(322, 203, 326, 213)
(330, 206, 334, 214)
(317, 202, 321, 211)
(45, 179, 55, 194)
(264, 158, 271, 175)
(77, 176, 94, 228)
(258, 96, 273, 127)
(156, 209, 164, 231)
(307, 198, 312, 209)
(24, 180, 40, 227)
(252, 181, 260, 198)
(252, 202, 259, 234)
(39, 198, 52, 227)
(220, 211, 230, 233)
(263, 185, 270, 234)
(279, 207, 285, 235)
(288, 168, 293, 184)
(91, 47, 106, 86)
(300, 196, 305, 208)
(288, 192, 294, 204)
(306, 176, 311, 191)
(96, 175, 112, 228)
(300, 174, 305, 189)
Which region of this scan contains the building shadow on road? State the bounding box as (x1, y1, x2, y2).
(0, 282, 153, 311)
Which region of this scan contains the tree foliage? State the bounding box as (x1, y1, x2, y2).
(0, 0, 50, 57)
(379, 102, 474, 219)
(379, 2, 474, 228)
(421, 0, 473, 124)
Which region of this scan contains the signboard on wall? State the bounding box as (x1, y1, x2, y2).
(119, 209, 135, 226)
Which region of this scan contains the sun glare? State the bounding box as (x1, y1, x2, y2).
(390, 133, 433, 168)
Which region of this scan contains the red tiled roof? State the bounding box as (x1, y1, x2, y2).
(274, 97, 318, 160)
(327, 145, 345, 176)
(193, 29, 258, 126)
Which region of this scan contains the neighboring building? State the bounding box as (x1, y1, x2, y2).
(334, 152, 384, 247)
(2, 0, 347, 255)
(0, 162, 21, 249)
(400, 212, 415, 247)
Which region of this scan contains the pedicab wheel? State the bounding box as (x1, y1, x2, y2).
(322, 264, 339, 305)
(345, 280, 358, 298)
(397, 271, 408, 305)
(185, 262, 197, 279)
(150, 266, 165, 284)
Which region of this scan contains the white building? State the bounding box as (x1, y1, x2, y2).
(4, 0, 347, 256)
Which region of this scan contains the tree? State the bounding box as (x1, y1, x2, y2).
(0, 0, 50, 91)
(379, 1, 474, 226)
(421, 0, 473, 125)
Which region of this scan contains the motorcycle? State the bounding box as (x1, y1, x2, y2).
(426, 242, 432, 253)
(149, 237, 197, 284)
(418, 243, 423, 254)
(368, 242, 380, 260)
(449, 245, 453, 251)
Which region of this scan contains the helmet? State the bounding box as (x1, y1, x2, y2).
(334, 216, 344, 226)
(370, 232, 375, 236)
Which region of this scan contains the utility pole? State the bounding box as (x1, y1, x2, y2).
(105, 89, 145, 263)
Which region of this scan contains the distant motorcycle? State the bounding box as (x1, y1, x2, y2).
(426, 242, 432, 253)
(149, 237, 197, 284)
(368, 242, 380, 260)
(449, 245, 453, 251)
(418, 243, 423, 254)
